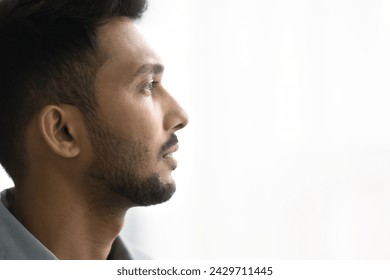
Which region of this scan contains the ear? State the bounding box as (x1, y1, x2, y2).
(38, 105, 82, 158)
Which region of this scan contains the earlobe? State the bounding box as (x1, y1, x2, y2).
(39, 105, 81, 158)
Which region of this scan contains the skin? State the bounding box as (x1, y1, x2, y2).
(10, 17, 188, 260)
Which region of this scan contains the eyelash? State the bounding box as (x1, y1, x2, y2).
(144, 80, 159, 94)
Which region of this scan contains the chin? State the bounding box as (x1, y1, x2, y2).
(114, 173, 177, 207)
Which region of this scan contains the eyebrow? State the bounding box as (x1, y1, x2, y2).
(134, 63, 164, 77)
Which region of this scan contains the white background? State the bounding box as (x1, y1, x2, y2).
(2, 0, 390, 259)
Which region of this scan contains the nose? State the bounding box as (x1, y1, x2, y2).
(163, 92, 189, 133)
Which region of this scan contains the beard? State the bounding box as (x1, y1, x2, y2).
(84, 114, 176, 207)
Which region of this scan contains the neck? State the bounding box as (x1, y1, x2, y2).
(12, 176, 128, 260)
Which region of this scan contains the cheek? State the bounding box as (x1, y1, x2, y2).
(101, 97, 164, 152)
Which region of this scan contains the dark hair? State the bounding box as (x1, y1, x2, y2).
(0, 0, 148, 182)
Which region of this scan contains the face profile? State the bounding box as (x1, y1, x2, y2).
(86, 18, 188, 208)
(0, 0, 188, 260)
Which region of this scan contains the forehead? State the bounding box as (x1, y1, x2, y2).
(97, 17, 161, 74)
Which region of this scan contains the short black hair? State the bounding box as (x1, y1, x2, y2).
(0, 0, 148, 182)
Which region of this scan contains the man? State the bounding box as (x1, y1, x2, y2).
(0, 0, 188, 260)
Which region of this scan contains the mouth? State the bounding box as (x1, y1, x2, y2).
(162, 144, 179, 160)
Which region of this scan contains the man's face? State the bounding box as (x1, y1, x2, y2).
(86, 18, 188, 207)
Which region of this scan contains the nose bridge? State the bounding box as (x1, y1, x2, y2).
(162, 90, 189, 132)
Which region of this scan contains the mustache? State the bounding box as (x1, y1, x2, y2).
(160, 134, 178, 155)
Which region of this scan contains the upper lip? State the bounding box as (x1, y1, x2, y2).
(162, 144, 179, 158)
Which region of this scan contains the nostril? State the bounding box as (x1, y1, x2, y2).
(173, 113, 189, 131)
(175, 123, 185, 131)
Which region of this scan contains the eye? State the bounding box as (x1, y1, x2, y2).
(143, 79, 158, 94)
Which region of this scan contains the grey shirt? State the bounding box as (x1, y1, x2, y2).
(0, 188, 144, 260)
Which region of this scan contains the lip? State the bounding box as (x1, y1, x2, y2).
(162, 144, 179, 159)
(162, 144, 179, 169)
